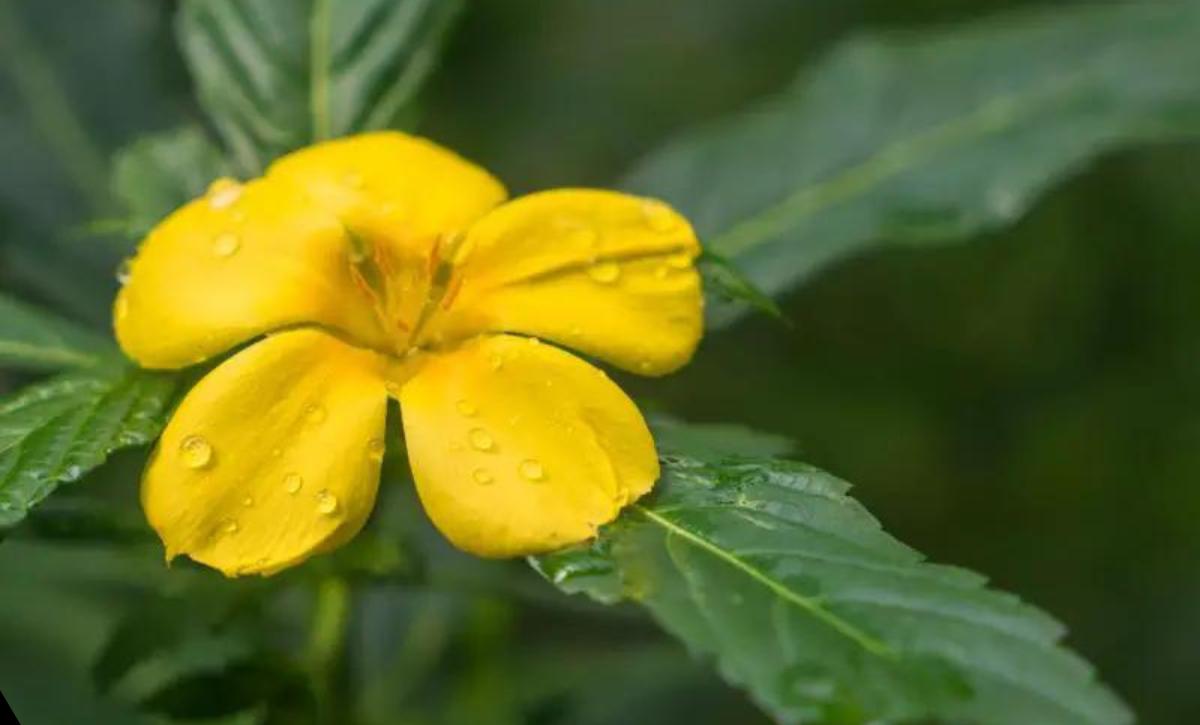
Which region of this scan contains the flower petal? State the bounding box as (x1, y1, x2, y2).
(399, 334, 659, 557)
(269, 131, 507, 250)
(118, 132, 506, 370)
(116, 176, 388, 369)
(142, 329, 389, 577)
(428, 190, 704, 376)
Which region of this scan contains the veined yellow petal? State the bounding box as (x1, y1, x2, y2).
(118, 132, 507, 369)
(399, 334, 659, 557)
(426, 189, 703, 376)
(268, 131, 507, 258)
(142, 329, 389, 577)
(116, 177, 389, 369)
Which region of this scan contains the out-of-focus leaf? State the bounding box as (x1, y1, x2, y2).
(0, 366, 178, 529)
(649, 414, 795, 462)
(112, 126, 233, 238)
(623, 1, 1200, 325)
(0, 294, 113, 371)
(177, 0, 466, 173)
(533, 456, 1131, 725)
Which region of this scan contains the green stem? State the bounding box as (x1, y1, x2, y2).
(306, 577, 352, 724)
(0, 0, 111, 212)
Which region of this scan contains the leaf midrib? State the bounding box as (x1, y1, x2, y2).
(633, 503, 896, 658)
(309, 0, 333, 140)
(707, 71, 1087, 258)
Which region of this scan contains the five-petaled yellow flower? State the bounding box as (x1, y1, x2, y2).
(115, 132, 703, 577)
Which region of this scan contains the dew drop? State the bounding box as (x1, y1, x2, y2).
(472, 468, 494, 485)
(242, 497, 255, 508)
(468, 428, 495, 451)
(115, 258, 133, 285)
(284, 472, 304, 495)
(641, 199, 679, 232)
(179, 434, 213, 469)
(587, 262, 620, 284)
(487, 353, 504, 371)
(223, 519, 240, 535)
(367, 438, 385, 462)
(518, 459, 546, 481)
(305, 403, 327, 425)
(455, 399, 477, 416)
(207, 178, 243, 210)
(212, 232, 241, 258)
(316, 490, 339, 516)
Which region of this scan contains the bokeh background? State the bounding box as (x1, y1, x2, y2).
(2, 0, 1197, 722)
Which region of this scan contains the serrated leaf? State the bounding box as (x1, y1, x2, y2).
(533, 457, 1131, 724)
(178, 0, 466, 173)
(112, 126, 234, 238)
(622, 1, 1200, 325)
(0, 294, 113, 371)
(0, 366, 179, 528)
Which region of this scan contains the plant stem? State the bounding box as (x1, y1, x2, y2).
(306, 576, 352, 724)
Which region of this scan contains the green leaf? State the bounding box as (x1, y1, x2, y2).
(112, 126, 233, 238)
(533, 457, 1131, 724)
(622, 1, 1200, 324)
(177, 0, 466, 173)
(0, 366, 179, 529)
(649, 414, 795, 462)
(0, 294, 113, 371)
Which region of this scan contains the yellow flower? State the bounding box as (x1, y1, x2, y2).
(115, 132, 703, 577)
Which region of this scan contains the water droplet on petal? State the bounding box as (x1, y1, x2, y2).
(367, 438, 385, 462)
(468, 428, 494, 451)
(641, 199, 679, 232)
(587, 262, 620, 284)
(180, 435, 213, 469)
(305, 403, 327, 425)
(654, 265, 669, 280)
(207, 178, 243, 210)
(487, 354, 504, 371)
(223, 519, 240, 534)
(518, 459, 545, 481)
(284, 472, 304, 495)
(638, 360, 654, 373)
(242, 497, 255, 508)
(472, 468, 494, 485)
(455, 399, 477, 416)
(316, 490, 339, 516)
(212, 232, 240, 257)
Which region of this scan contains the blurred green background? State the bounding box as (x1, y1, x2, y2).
(2, 0, 1198, 723)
